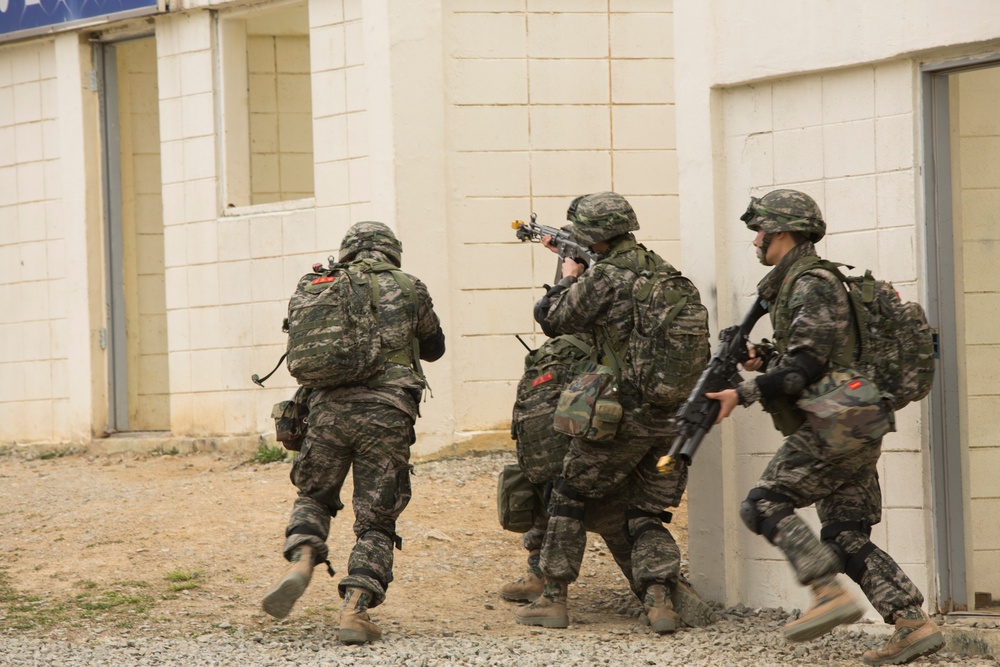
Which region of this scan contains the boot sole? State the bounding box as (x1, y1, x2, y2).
(261, 575, 308, 619)
(671, 583, 720, 628)
(499, 591, 540, 603)
(783, 601, 864, 642)
(515, 615, 569, 629)
(862, 630, 945, 666)
(339, 628, 381, 645)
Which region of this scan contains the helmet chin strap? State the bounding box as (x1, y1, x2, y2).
(756, 232, 774, 266)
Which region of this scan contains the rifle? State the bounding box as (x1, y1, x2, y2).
(657, 295, 770, 473)
(512, 213, 605, 268)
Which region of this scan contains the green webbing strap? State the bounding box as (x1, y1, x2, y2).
(350, 259, 429, 394)
(561, 334, 595, 359)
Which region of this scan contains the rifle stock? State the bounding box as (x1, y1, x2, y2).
(657, 295, 770, 473)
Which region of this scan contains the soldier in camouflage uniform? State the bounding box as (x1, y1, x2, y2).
(502, 334, 642, 604)
(708, 190, 944, 666)
(502, 338, 718, 630)
(514, 192, 699, 634)
(262, 221, 446, 645)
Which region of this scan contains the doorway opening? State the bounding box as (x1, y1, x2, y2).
(97, 36, 170, 433)
(924, 54, 1000, 616)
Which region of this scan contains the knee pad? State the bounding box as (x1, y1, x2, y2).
(740, 487, 794, 544)
(821, 521, 876, 584)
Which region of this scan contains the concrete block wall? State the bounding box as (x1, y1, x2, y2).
(444, 0, 680, 433)
(157, 10, 228, 436)
(719, 61, 930, 616)
(0, 39, 67, 443)
(956, 66, 1000, 600)
(310, 0, 372, 227)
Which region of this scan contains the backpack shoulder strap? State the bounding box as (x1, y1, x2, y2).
(561, 334, 595, 359)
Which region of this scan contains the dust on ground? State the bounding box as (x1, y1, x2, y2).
(0, 449, 688, 643)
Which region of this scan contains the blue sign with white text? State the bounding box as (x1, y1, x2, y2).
(0, 0, 159, 40)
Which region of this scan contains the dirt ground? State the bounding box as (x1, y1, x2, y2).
(0, 449, 688, 642)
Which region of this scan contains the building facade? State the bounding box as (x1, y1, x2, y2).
(1, 0, 998, 621)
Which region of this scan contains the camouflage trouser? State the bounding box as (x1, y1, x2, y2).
(521, 487, 639, 597)
(540, 419, 687, 597)
(751, 425, 924, 621)
(282, 399, 415, 608)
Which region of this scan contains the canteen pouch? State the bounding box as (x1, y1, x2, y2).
(796, 369, 895, 459)
(552, 363, 623, 442)
(271, 386, 312, 451)
(497, 464, 540, 533)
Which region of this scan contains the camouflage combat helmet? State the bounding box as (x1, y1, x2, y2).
(740, 189, 826, 243)
(339, 221, 403, 266)
(566, 191, 639, 247)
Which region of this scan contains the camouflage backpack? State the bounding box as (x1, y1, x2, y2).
(774, 257, 937, 411)
(511, 334, 593, 484)
(285, 257, 420, 388)
(600, 242, 711, 408)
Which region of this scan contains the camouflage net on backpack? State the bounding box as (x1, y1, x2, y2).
(510, 335, 593, 484)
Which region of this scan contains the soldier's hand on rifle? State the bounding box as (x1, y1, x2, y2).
(705, 389, 740, 424)
(743, 345, 765, 372)
(541, 235, 585, 279)
(561, 257, 584, 279)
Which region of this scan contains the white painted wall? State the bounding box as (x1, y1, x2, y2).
(0, 39, 64, 442)
(443, 0, 680, 440)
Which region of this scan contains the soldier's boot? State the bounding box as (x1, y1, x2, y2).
(643, 584, 679, 634)
(500, 552, 544, 602)
(514, 578, 569, 629)
(670, 580, 720, 628)
(861, 610, 944, 666)
(338, 586, 382, 645)
(262, 545, 314, 619)
(782, 579, 864, 642)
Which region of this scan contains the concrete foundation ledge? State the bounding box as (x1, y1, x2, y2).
(1, 433, 270, 458)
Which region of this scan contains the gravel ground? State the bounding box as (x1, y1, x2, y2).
(0, 452, 997, 667)
(2, 613, 997, 667)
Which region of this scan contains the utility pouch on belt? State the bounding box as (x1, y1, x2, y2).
(496, 464, 540, 533)
(796, 368, 895, 458)
(552, 362, 623, 442)
(271, 386, 312, 451)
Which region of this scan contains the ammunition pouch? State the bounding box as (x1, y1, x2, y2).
(552, 362, 623, 442)
(497, 464, 542, 533)
(271, 386, 312, 451)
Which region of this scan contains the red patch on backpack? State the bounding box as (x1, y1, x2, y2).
(532, 372, 554, 387)
(848, 380, 863, 390)
(311, 275, 336, 285)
